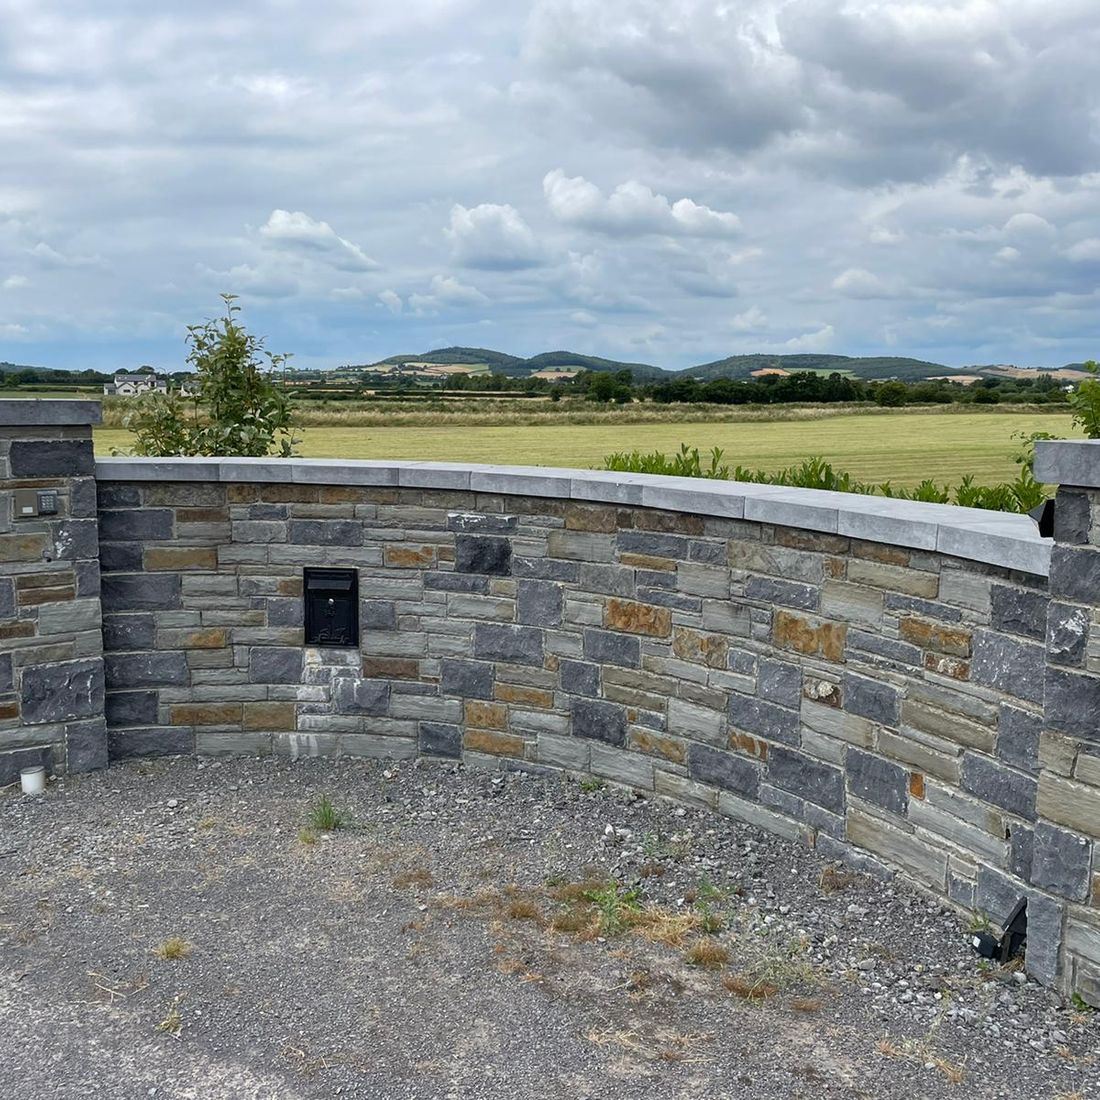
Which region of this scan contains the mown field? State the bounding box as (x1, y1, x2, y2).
(94, 408, 1079, 487)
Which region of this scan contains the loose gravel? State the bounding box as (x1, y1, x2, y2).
(1, 756, 1097, 1100)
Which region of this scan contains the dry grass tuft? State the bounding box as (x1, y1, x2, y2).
(684, 939, 730, 969)
(153, 936, 192, 961)
(505, 897, 543, 922)
(819, 865, 857, 896)
(790, 996, 822, 1013)
(722, 973, 779, 1000)
(392, 867, 435, 889)
(628, 906, 702, 948)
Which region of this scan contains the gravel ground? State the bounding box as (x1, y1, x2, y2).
(1, 756, 1097, 1100)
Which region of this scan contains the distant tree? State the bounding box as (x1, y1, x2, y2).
(874, 381, 908, 407)
(125, 295, 299, 457)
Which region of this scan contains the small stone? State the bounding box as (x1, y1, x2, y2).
(167, 798, 179, 809)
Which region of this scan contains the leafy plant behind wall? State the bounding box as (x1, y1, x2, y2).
(123, 294, 300, 457)
(1069, 360, 1100, 439)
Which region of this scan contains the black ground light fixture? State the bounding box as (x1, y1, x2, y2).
(970, 898, 1028, 964)
(1029, 498, 1055, 538)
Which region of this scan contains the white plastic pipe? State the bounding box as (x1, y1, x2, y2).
(20, 765, 46, 796)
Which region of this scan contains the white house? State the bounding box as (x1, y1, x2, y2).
(103, 371, 169, 397)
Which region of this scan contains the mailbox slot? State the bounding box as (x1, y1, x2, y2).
(304, 568, 359, 647)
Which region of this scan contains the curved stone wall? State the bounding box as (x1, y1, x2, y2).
(90, 456, 1100, 1002)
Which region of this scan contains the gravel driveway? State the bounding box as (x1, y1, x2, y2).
(1, 756, 1096, 1099)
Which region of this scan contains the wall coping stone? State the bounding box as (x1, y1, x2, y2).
(95, 457, 1051, 576)
(1035, 439, 1100, 488)
(0, 398, 102, 426)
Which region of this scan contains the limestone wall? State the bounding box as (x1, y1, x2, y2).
(0, 401, 107, 783)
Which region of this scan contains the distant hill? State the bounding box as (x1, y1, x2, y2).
(681, 354, 955, 382)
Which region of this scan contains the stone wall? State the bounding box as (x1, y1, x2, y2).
(90, 456, 1098, 1000)
(0, 401, 107, 783)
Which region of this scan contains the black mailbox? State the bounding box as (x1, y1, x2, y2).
(304, 568, 359, 647)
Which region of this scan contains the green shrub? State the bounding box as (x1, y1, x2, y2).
(1070, 360, 1100, 438)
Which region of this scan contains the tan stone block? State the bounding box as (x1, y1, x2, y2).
(899, 617, 972, 657)
(619, 553, 676, 571)
(878, 728, 961, 783)
(170, 703, 244, 726)
(852, 540, 910, 566)
(145, 547, 218, 571)
(900, 698, 994, 753)
(773, 610, 847, 662)
(277, 576, 303, 597)
(465, 700, 508, 730)
(1040, 731, 1079, 777)
(176, 507, 229, 523)
(628, 729, 687, 764)
(183, 628, 227, 649)
(384, 545, 436, 568)
(320, 486, 365, 504)
(729, 732, 768, 760)
(671, 626, 728, 668)
(634, 511, 704, 535)
(564, 503, 621, 532)
(16, 571, 76, 591)
(18, 585, 76, 606)
(604, 598, 672, 637)
(242, 701, 296, 730)
(260, 485, 318, 503)
(1036, 773, 1100, 835)
(464, 728, 525, 757)
(1074, 752, 1100, 788)
(0, 701, 19, 721)
(227, 484, 259, 503)
(923, 653, 970, 680)
(495, 683, 553, 708)
(847, 558, 939, 598)
(0, 533, 46, 562)
(0, 621, 35, 639)
(362, 657, 420, 680)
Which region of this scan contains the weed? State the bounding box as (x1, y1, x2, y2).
(790, 996, 822, 1013)
(1071, 992, 1095, 1013)
(298, 828, 318, 846)
(581, 881, 640, 936)
(307, 794, 347, 832)
(505, 897, 543, 922)
(153, 937, 192, 961)
(819, 865, 856, 896)
(578, 776, 606, 793)
(684, 939, 730, 969)
(722, 973, 779, 1000)
(197, 817, 217, 831)
(967, 912, 993, 935)
(629, 906, 702, 948)
(157, 995, 184, 1038)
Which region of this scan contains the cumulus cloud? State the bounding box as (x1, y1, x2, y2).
(785, 324, 835, 351)
(1066, 238, 1100, 263)
(831, 268, 889, 298)
(259, 210, 379, 271)
(444, 203, 543, 269)
(543, 170, 740, 238)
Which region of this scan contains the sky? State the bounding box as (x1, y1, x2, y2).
(2, 0, 1100, 373)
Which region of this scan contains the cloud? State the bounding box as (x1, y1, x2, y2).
(444, 203, 544, 270)
(2, 275, 28, 289)
(409, 274, 490, 313)
(259, 210, 379, 271)
(785, 324, 835, 351)
(831, 268, 889, 298)
(377, 289, 404, 313)
(730, 306, 767, 332)
(544, 170, 740, 238)
(1065, 238, 1100, 262)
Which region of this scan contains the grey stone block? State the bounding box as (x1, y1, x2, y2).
(618, 531, 689, 558)
(20, 658, 104, 725)
(1049, 545, 1100, 602)
(0, 398, 100, 426)
(102, 613, 156, 651)
(0, 653, 11, 694)
(420, 722, 461, 758)
(990, 584, 1048, 641)
(960, 753, 1037, 819)
(1009, 825, 1033, 880)
(572, 698, 627, 746)
(846, 749, 908, 814)
(688, 743, 760, 798)
(1034, 439, 1100, 487)
(1047, 602, 1089, 667)
(744, 575, 819, 612)
(473, 623, 544, 666)
(104, 651, 189, 687)
(106, 690, 159, 727)
(0, 577, 14, 619)
(757, 658, 801, 708)
(96, 484, 141, 508)
(9, 438, 94, 477)
(332, 676, 390, 715)
(884, 593, 962, 622)
(768, 746, 845, 814)
(1044, 666, 1100, 742)
(53, 519, 99, 561)
(512, 557, 579, 582)
(0, 746, 53, 788)
(560, 659, 600, 697)
(517, 580, 563, 627)
(1031, 823, 1092, 901)
(997, 705, 1041, 774)
(847, 629, 922, 669)
(1052, 489, 1089, 544)
(98, 542, 145, 573)
(287, 520, 362, 546)
(66, 717, 108, 772)
(1024, 892, 1063, 986)
(970, 630, 1044, 705)
(360, 601, 397, 630)
(448, 512, 518, 533)
(249, 647, 304, 684)
(440, 658, 494, 700)
(582, 628, 639, 668)
(101, 573, 181, 611)
(578, 563, 634, 597)
(266, 598, 304, 627)
(248, 504, 287, 520)
(98, 509, 173, 542)
(108, 726, 193, 759)
(455, 534, 512, 575)
(728, 694, 799, 746)
(423, 572, 489, 594)
(975, 865, 1023, 925)
(69, 477, 98, 518)
(74, 560, 100, 597)
(842, 672, 900, 725)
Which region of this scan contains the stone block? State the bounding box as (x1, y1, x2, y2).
(108, 726, 193, 759)
(846, 749, 909, 814)
(559, 659, 600, 697)
(1049, 544, 1100, 603)
(897, 617, 972, 657)
(454, 534, 512, 576)
(768, 746, 845, 814)
(970, 630, 1044, 705)
(105, 690, 159, 727)
(464, 699, 507, 730)
(8, 438, 94, 477)
(0, 533, 46, 562)
(820, 581, 883, 626)
(538, 731, 590, 770)
(464, 728, 525, 757)
(1031, 823, 1092, 901)
(997, 705, 1041, 774)
(1024, 892, 1063, 987)
(1045, 666, 1100, 741)
(248, 646, 304, 684)
(473, 623, 544, 666)
(960, 753, 1037, 819)
(589, 743, 654, 789)
(0, 746, 53, 788)
(603, 598, 671, 637)
(666, 697, 725, 746)
(0, 653, 11, 694)
(424, 572, 489, 594)
(678, 562, 730, 598)
(728, 694, 799, 746)
(53, 519, 100, 561)
(802, 700, 875, 748)
(144, 547, 218, 571)
(99, 542, 144, 573)
(773, 610, 846, 661)
(420, 721, 462, 758)
(0, 577, 13, 619)
(688, 742, 760, 797)
(98, 508, 174, 542)
(1047, 602, 1089, 667)
(848, 806, 948, 888)
(287, 519, 362, 546)
(846, 557, 938, 598)
(66, 717, 108, 772)
(516, 580, 563, 627)
(241, 701, 296, 730)
(841, 671, 899, 725)
(671, 627, 727, 668)
(37, 598, 101, 636)
(170, 703, 244, 726)
(104, 650, 189, 687)
(990, 584, 1048, 641)
(101, 573, 181, 611)
(440, 658, 494, 700)
(757, 658, 801, 708)
(332, 676, 391, 716)
(20, 658, 103, 725)
(743, 575, 819, 612)
(582, 628, 639, 668)
(572, 698, 627, 746)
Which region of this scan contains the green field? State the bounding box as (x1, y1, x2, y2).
(94, 409, 1078, 487)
